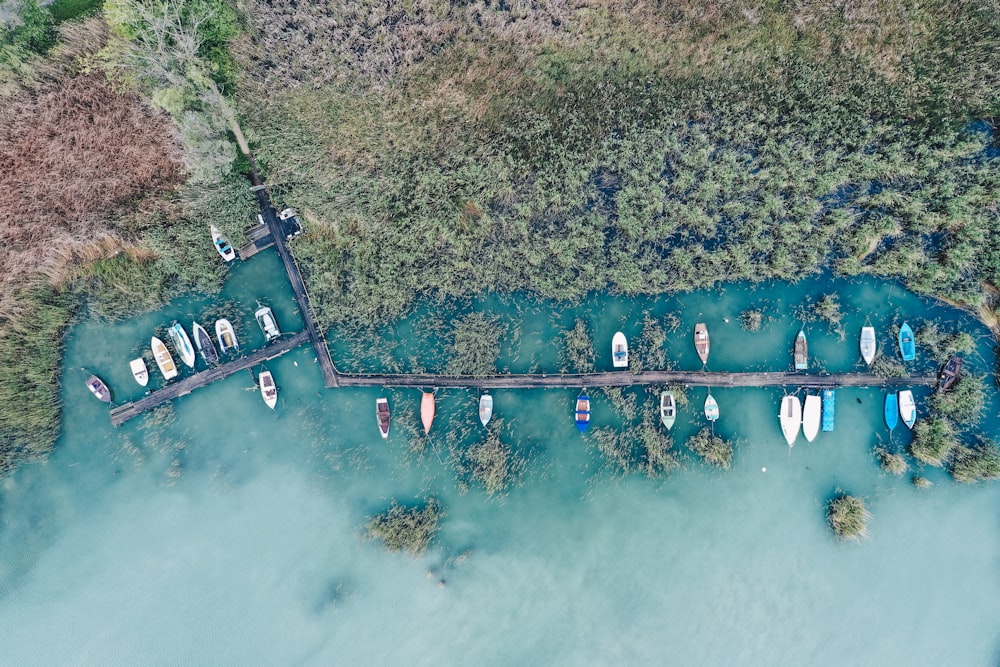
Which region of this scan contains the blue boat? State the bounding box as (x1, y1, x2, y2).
(898, 322, 915, 361)
(821, 389, 835, 432)
(884, 392, 899, 431)
(575, 393, 591, 433)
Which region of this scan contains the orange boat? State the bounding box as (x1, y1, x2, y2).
(421, 392, 435, 434)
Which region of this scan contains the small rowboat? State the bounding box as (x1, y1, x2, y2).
(860, 326, 877, 366)
(168, 323, 196, 368)
(575, 393, 591, 433)
(151, 336, 178, 380)
(479, 392, 493, 427)
(256, 306, 281, 343)
(779, 395, 801, 447)
(192, 321, 219, 365)
(898, 390, 916, 429)
(660, 391, 676, 430)
(802, 394, 821, 442)
(694, 323, 710, 365)
(898, 322, 915, 361)
(884, 393, 899, 431)
(938, 356, 962, 392)
(421, 392, 435, 434)
(130, 358, 148, 387)
(215, 319, 239, 355)
(794, 330, 808, 371)
(612, 332, 629, 368)
(376, 398, 390, 439)
(704, 392, 719, 422)
(211, 225, 236, 262)
(259, 370, 277, 409)
(86, 374, 111, 402)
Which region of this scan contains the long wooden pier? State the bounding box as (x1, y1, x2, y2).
(109, 331, 309, 426)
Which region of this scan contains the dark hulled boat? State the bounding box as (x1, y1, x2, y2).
(938, 356, 962, 392)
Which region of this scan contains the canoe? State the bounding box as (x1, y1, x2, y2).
(215, 318, 239, 355)
(479, 392, 493, 427)
(255, 306, 281, 342)
(898, 322, 915, 361)
(938, 355, 962, 392)
(794, 330, 808, 370)
(211, 225, 236, 262)
(575, 393, 591, 433)
(802, 394, 821, 442)
(860, 326, 877, 366)
(192, 321, 219, 365)
(130, 358, 148, 387)
(821, 389, 835, 432)
(168, 323, 196, 368)
(612, 332, 629, 368)
(704, 393, 719, 422)
(259, 369, 277, 409)
(694, 323, 710, 365)
(376, 397, 390, 439)
(884, 393, 899, 431)
(660, 391, 676, 430)
(421, 392, 435, 434)
(151, 336, 178, 380)
(898, 390, 916, 429)
(779, 395, 801, 447)
(86, 374, 111, 403)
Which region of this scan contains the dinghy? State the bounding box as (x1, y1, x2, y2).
(211, 225, 236, 262)
(376, 398, 390, 439)
(479, 392, 493, 427)
(660, 391, 676, 430)
(421, 392, 435, 434)
(151, 336, 178, 380)
(215, 319, 239, 355)
(779, 395, 802, 447)
(802, 394, 821, 442)
(884, 393, 899, 431)
(612, 332, 629, 368)
(860, 326, 877, 366)
(794, 330, 808, 370)
(821, 389, 835, 432)
(575, 393, 591, 433)
(694, 323, 710, 365)
(130, 358, 149, 387)
(898, 390, 916, 429)
(938, 356, 962, 392)
(898, 322, 915, 361)
(86, 375, 111, 403)
(192, 321, 219, 365)
(704, 392, 719, 422)
(259, 369, 277, 409)
(255, 306, 281, 342)
(168, 323, 196, 368)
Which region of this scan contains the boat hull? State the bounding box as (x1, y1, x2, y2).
(694, 323, 710, 365)
(938, 356, 962, 392)
(192, 321, 219, 365)
(821, 389, 835, 432)
(215, 319, 239, 355)
(898, 390, 916, 429)
(898, 322, 915, 361)
(255, 306, 281, 342)
(779, 395, 802, 446)
(884, 393, 899, 430)
(802, 395, 821, 442)
(151, 336, 178, 380)
(479, 393, 493, 427)
(575, 395, 591, 433)
(211, 225, 236, 262)
(660, 391, 676, 430)
(259, 370, 277, 409)
(376, 398, 390, 439)
(704, 394, 719, 422)
(169, 323, 196, 368)
(421, 392, 435, 434)
(860, 327, 877, 366)
(794, 330, 808, 371)
(612, 332, 629, 368)
(86, 375, 111, 402)
(130, 358, 149, 387)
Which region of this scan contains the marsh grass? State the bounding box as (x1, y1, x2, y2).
(686, 427, 734, 470)
(874, 447, 909, 475)
(910, 418, 959, 467)
(560, 318, 595, 373)
(827, 493, 870, 542)
(949, 440, 1000, 483)
(929, 372, 985, 426)
(365, 498, 443, 556)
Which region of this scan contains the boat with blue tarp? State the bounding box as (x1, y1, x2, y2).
(821, 389, 835, 432)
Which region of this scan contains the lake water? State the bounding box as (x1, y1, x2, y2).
(1, 251, 998, 665)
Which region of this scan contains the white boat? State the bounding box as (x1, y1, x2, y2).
(255, 306, 281, 342)
(211, 225, 236, 262)
(704, 393, 719, 422)
(215, 318, 239, 354)
(151, 336, 178, 380)
(860, 326, 877, 366)
(168, 323, 196, 368)
(802, 394, 821, 443)
(779, 395, 802, 447)
(479, 392, 493, 427)
(130, 358, 149, 387)
(660, 391, 676, 430)
(259, 370, 277, 409)
(192, 321, 219, 365)
(376, 397, 390, 439)
(612, 332, 629, 368)
(86, 374, 111, 402)
(898, 390, 916, 429)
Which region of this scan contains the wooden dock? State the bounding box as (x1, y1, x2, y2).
(109, 330, 309, 426)
(236, 222, 274, 260)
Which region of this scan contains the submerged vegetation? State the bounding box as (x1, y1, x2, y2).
(457, 419, 524, 496)
(827, 493, 870, 542)
(365, 498, 443, 556)
(949, 442, 1000, 483)
(875, 448, 909, 476)
(910, 418, 959, 467)
(686, 428, 734, 470)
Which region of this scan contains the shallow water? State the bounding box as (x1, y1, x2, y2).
(1, 251, 999, 665)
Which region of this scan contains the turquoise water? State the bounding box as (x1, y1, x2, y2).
(1, 251, 999, 665)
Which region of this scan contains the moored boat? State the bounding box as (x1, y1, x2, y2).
(86, 374, 111, 402)
(802, 394, 821, 442)
(860, 326, 877, 366)
(259, 369, 277, 409)
(130, 358, 149, 387)
(898, 322, 915, 361)
(479, 392, 493, 427)
(660, 391, 676, 430)
(151, 336, 178, 380)
(255, 306, 281, 342)
(884, 393, 899, 431)
(376, 397, 390, 439)
(694, 323, 710, 365)
(575, 393, 591, 433)
(779, 395, 802, 447)
(421, 392, 435, 434)
(612, 332, 629, 368)
(215, 318, 239, 355)
(794, 330, 808, 370)
(938, 356, 962, 392)
(168, 322, 196, 368)
(704, 392, 719, 422)
(211, 225, 236, 262)
(821, 389, 835, 432)
(192, 321, 219, 365)
(898, 390, 916, 429)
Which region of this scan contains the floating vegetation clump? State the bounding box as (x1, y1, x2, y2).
(739, 310, 763, 332)
(949, 441, 1000, 483)
(875, 447, 908, 476)
(687, 428, 733, 470)
(827, 493, 870, 542)
(915, 321, 976, 362)
(869, 352, 908, 379)
(458, 419, 524, 496)
(590, 427, 634, 475)
(912, 476, 933, 489)
(930, 372, 985, 426)
(636, 415, 679, 477)
(910, 418, 959, 467)
(365, 498, 443, 556)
